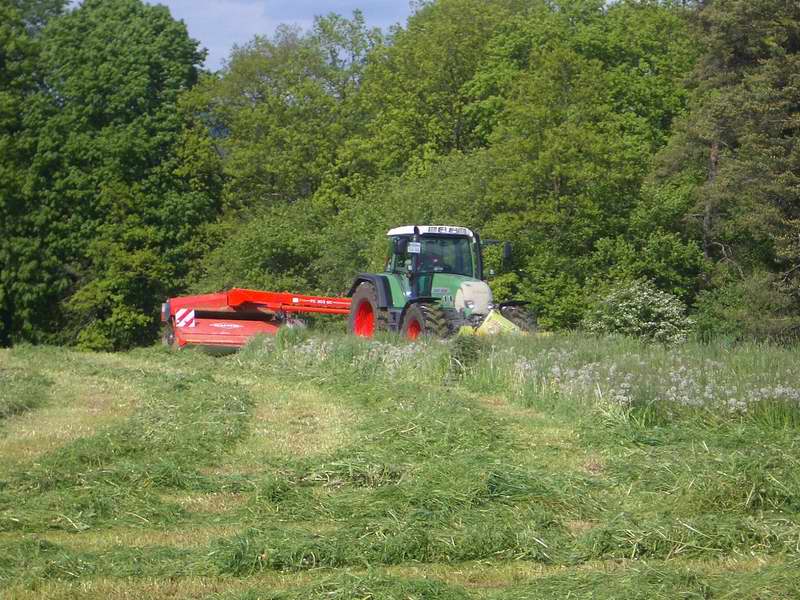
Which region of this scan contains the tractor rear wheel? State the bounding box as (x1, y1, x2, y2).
(500, 305, 538, 333)
(401, 303, 451, 340)
(348, 282, 388, 338)
(162, 321, 178, 348)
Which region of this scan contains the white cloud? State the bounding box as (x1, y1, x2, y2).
(146, 1, 281, 69)
(68, 0, 413, 69)
(147, 0, 413, 70)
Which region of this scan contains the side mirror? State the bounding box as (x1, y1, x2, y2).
(503, 241, 512, 262)
(394, 237, 408, 254)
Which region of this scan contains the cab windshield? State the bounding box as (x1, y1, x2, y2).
(389, 235, 476, 278)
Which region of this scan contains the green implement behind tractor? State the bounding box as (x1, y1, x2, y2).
(346, 225, 536, 339)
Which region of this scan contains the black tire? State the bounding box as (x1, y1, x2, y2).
(500, 305, 538, 333)
(348, 282, 388, 337)
(401, 303, 451, 340)
(162, 321, 178, 348)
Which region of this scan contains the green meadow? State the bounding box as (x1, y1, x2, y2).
(1, 332, 799, 598)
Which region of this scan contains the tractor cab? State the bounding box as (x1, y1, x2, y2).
(382, 225, 493, 322)
(386, 225, 482, 279)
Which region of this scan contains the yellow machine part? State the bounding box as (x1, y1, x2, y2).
(458, 309, 525, 336)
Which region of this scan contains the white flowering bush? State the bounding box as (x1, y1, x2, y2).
(583, 279, 692, 344)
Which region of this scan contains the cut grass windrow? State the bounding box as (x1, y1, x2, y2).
(1, 333, 800, 598)
(0, 349, 254, 534)
(0, 366, 51, 423)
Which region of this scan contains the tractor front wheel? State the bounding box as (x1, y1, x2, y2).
(500, 305, 538, 333)
(348, 282, 387, 338)
(401, 303, 451, 340)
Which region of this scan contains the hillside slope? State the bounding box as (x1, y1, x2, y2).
(1, 333, 799, 599)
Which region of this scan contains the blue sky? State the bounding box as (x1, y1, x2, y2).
(145, 1, 415, 70)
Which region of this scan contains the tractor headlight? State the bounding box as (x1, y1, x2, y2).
(454, 281, 493, 315)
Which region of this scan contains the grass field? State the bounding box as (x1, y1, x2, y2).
(1, 331, 799, 598)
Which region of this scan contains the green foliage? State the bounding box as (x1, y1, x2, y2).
(0, 2, 61, 346)
(583, 278, 693, 344)
(651, 0, 800, 324)
(347, 0, 520, 175)
(3, 0, 800, 345)
(694, 270, 800, 343)
(194, 0, 700, 333)
(184, 12, 382, 211)
(589, 231, 708, 301)
(475, 0, 697, 327)
(196, 202, 328, 294)
(9, 0, 65, 31)
(196, 150, 501, 295)
(1, 0, 216, 350)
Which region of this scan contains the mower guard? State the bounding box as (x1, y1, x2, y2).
(457, 309, 525, 337)
(162, 288, 351, 349)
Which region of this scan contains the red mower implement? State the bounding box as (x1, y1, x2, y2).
(161, 288, 351, 349)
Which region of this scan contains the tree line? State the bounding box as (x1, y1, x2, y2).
(1, 0, 798, 349)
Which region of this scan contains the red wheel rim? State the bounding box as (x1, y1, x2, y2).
(406, 318, 421, 340)
(354, 300, 375, 337)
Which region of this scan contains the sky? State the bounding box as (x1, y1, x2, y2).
(143, 1, 415, 70)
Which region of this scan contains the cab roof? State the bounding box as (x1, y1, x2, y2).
(386, 225, 475, 238)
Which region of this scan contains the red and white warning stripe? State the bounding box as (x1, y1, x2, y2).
(175, 308, 196, 328)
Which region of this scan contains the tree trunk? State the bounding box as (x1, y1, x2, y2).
(703, 139, 719, 260)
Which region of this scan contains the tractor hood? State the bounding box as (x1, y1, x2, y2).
(454, 280, 493, 316)
(427, 273, 493, 316)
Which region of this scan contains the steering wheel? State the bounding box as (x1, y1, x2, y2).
(422, 256, 452, 272)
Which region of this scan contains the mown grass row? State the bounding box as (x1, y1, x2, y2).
(224, 562, 800, 600)
(205, 332, 800, 583)
(0, 345, 254, 537)
(0, 367, 51, 422)
(1, 332, 799, 598)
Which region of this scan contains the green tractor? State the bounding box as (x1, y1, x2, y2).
(346, 225, 536, 339)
